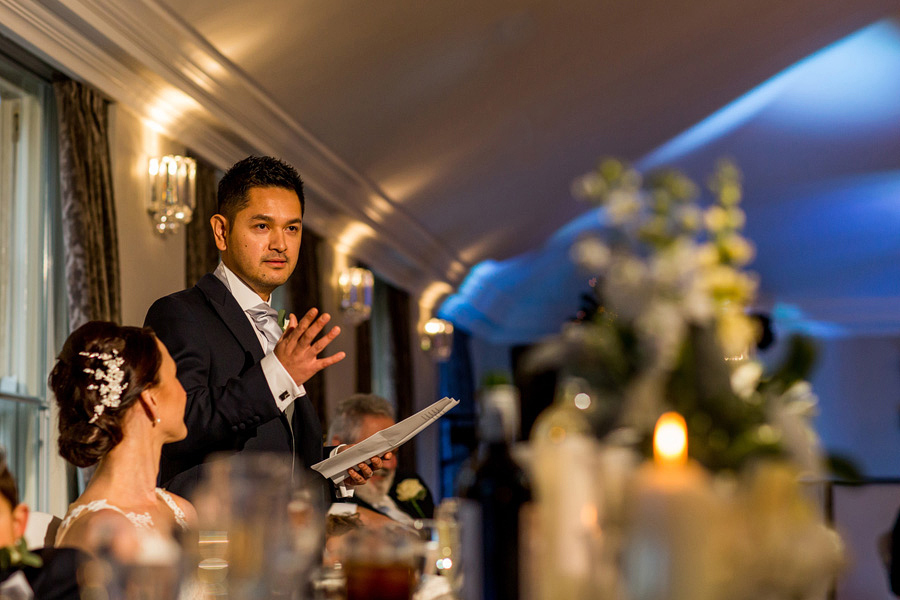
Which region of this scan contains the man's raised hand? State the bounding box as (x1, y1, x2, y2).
(273, 308, 346, 385)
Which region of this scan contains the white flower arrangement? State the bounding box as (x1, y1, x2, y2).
(560, 159, 848, 599)
(569, 158, 833, 475)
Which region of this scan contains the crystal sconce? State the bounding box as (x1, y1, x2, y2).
(339, 267, 374, 325)
(148, 155, 197, 234)
(421, 318, 454, 361)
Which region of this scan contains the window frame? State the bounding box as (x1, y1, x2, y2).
(0, 35, 62, 512)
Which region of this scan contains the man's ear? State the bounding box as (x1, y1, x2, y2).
(12, 503, 28, 541)
(211, 214, 228, 252)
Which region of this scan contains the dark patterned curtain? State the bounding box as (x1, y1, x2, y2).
(355, 320, 373, 394)
(184, 155, 219, 288)
(355, 261, 373, 394)
(386, 283, 415, 469)
(54, 79, 120, 331)
(287, 228, 326, 427)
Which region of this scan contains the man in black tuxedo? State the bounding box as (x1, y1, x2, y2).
(327, 394, 435, 524)
(145, 156, 385, 500)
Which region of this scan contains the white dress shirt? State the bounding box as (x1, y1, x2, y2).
(327, 495, 415, 526)
(213, 262, 305, 411)
(214, 263, 353, 497)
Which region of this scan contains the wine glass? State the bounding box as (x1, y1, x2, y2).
(341, 525, 418, 600)
(190, 452, 324, 600)
(432, 499, 462, 593)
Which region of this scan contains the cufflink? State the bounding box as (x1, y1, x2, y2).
(279, 390, 290, 401)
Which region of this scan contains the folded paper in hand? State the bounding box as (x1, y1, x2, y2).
(312, 396, 459, 484)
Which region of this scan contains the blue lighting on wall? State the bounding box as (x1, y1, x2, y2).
(438, 18, 900, 344)
(769, 21, 900, 129)
(641, 20, 900, 169)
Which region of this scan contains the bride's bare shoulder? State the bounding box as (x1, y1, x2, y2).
(168, 492, 198, 528)
(56, 505, 137, 555)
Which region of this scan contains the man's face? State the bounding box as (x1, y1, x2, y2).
(0, 496, 27, 547)
(354, 414, 397, 500)
(213, 186, 302, 301)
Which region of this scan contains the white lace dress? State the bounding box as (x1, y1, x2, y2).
(55, 487, 189, 545)
(55, 488, 202, 600)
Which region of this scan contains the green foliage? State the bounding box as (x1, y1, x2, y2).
(762, 335, 817, 393)
(480, 371, 512, 388)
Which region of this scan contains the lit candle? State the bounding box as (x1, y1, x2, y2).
(654, 411, 688, 468)
(623, 412, 721, 600)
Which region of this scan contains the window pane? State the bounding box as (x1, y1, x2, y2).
(0, 50, 57, 510)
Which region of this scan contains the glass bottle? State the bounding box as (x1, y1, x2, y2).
(528, 375, 631, 600)
(456, 384, 531, 600)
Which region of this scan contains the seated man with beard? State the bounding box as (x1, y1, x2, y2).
(326, 394, 434, 525)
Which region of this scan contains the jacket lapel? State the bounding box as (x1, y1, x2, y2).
(196, 273, 265, 362)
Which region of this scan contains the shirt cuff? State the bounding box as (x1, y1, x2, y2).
(329, 445, 355, 498)
(261, 352, 306, 412)
(327, 502, 359, 517)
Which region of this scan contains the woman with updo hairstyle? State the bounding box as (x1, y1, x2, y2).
(50, 321, 196, 553)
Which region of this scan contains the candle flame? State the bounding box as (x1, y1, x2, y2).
(654, 411, 688, 467)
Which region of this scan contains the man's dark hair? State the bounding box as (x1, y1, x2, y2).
(217, 155, 305, 225)
(0, 449, 18, 508)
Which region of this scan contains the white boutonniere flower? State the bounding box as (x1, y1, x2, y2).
(396, 478, 427, 518)
(396, 478, 425, 501)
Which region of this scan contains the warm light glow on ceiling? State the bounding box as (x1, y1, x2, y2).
(334, 222, 376, 254)
(419, 281, 454, 312)
(144, 87, 203, 131)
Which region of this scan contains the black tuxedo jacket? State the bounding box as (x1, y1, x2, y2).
(0, 547, 89, 600)
(145, 273, 325, 500)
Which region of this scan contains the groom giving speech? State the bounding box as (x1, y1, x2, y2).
(145, 155, 386, 499)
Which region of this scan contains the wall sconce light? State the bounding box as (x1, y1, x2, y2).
(421, 318, 454, 361)
(148, 155, 197, 234)
(339, 267, 374, 325)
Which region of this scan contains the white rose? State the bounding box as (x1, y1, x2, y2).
(396, 478, 426, 502)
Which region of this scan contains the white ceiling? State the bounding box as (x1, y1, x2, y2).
(2, 0, 899, 342)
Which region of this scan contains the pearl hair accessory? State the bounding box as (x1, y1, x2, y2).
(79, 349, 128, 423)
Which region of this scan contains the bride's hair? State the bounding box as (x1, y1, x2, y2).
(50, 321, 162, 467)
